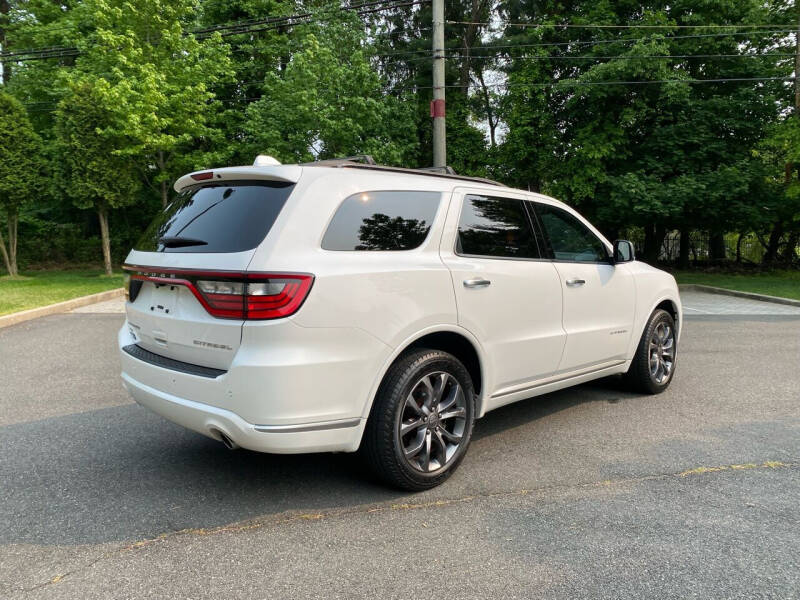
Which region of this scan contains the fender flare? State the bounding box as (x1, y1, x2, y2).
(627, 293, 682, 358)
(359, 323, 490, 420)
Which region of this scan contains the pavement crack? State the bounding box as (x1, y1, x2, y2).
(20, 548, 113, 595)
(115, 460, 798, 543)
(18, 459, 796, 593)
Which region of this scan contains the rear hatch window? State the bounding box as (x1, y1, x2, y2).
(135, 180, 294, 253)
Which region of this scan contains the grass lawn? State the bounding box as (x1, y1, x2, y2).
(0, 269, 124, 316)
(674, 270, 800, 301)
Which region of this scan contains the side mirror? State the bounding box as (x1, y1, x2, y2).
(613, 240, 635, 263)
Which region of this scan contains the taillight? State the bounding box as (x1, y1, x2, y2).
(196, 280, 246, 317)
(122, 266, 313, 320)
(246, 275, 314, 319)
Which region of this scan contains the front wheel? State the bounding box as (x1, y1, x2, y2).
(360, 349, 476, 491)
(624, 309, 677, 394)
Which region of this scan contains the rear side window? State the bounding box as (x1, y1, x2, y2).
(534, 203, 608, 262)
(135, 181, 294, 253)
(322, 191, 441, 251)
(456, 195, 541, 259)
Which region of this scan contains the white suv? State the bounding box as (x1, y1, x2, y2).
(119, 156, 681, 490)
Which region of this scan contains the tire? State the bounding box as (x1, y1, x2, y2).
(624, 309, 677, 394)
(360, 348, 476, 491)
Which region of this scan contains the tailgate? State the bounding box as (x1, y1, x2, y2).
(122, 178, 297, 371)
(123, 251, 253, 371)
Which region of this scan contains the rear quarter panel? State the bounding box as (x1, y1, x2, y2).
(252, 170, 461, 418)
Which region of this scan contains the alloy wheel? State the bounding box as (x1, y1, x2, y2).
(648, 321, 675, 385)
(399, 371, 467, 472)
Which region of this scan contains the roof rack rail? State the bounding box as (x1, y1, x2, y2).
(301, 157, 506, 187)
(417, 165, 457, 175)
(301, 155, 376, 166)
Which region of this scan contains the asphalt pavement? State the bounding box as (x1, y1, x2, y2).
(0, 293, 798, 599)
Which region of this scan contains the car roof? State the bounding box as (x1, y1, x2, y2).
(172, 160, 569, 211)
(174, 157, 506, 193)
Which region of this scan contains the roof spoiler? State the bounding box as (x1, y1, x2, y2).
(174, 165, 302, 193)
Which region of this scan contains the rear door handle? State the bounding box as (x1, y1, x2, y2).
(463, 278, 491, 289)
(565, 278, 586, 287)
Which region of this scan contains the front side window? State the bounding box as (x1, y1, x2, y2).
(534, 203, 608, 262)
(322, 191, 441, 251)
(456, 195, 541, 259)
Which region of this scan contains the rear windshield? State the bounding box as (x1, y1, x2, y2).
(135, 180, 294, 253)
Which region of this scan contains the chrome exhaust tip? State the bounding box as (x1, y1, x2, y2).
(213, 429, 239, 450)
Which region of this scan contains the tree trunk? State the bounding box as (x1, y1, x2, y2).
(763, 221, 784, 264)
(458, 1, 482, 94)
(643, 224, 665, 264)
(735, 232, 744, 263)
(476, 68, 496, 147)
(160, 179, 168, 209)
(655, 224, 666, 262)
(7, 209, 18, 276)
(0, 222, 13, 276)
(643, 224, 656, 263)
(709, 232, 726, 261)
(781, 230, 799, 265)
(678, 229, 690, 269)
(97, 206, 112, 276)
(157, 151, 168, 208)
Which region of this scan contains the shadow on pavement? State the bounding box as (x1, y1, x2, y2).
(0, 378, 635, 547)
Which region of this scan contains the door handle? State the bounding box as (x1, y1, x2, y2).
(463, 278, 491, 289)
(565, 278, 586, 287)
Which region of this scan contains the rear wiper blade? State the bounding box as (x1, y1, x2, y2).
(158, 236, 208, 248)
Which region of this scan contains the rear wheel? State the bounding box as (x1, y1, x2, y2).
(624, 309, 677, 394)
(361, 349, 475, 491)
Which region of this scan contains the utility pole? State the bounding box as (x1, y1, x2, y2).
(0, 0, 10, 85)
(795, 4, 799, 115)
(431, 0, 446, 168)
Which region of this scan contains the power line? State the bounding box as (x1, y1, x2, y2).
(352, 28, 798, 58)
(448, 52, 796, 61)
(1, 0, 432, 62)
(201, 0, 430, 39)
(6, 24, 794, 63)
(6, 17, 793, 62)
(447, 20, 794, 30)
(468, 29, 797, 51)
(194, 0, 417, 36)
(24, 74, 795, 111)
(5, 0, 427, 37)
(412, 75, 795, 90)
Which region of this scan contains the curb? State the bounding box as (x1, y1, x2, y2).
(678, 284, 800, 308)
(0, 288, 124, 329)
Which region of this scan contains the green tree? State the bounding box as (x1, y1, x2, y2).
(244, 9, 417, 164)
(0, 91, 43, 277)
(55, 80, 140, 275)
(497, 0, 786, 263)
(68, 0, 232, 207)
(365, 0, 494, 174)
(195, 0, 294, 167)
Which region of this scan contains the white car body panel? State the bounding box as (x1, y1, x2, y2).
(119, 164, 682, 453)
(552, 260, 636, 371)
(439, 187, 566, 395)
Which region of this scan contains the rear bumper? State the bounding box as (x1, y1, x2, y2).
(121, 372, 365, 453)
(118, 321, 386, 453)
